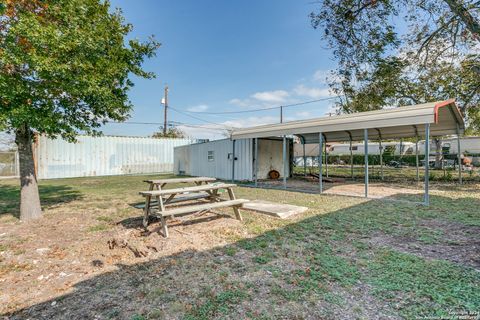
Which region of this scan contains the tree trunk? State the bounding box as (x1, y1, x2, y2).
(434, 138, 443, 169)
(15, 126, 42, 220)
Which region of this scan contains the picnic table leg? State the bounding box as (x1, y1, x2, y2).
(227, 188, 243, 221)
(156, 195, 169, 237)
(165, 193, 177, 218)
(160, 214, 169, 238)
(156, 195, 165, 212)
(142, 182, 157, 227)
(164, 193, 176, 205)
(196, 181, 214, 198)
(211, 189, 221, 202)
(143, 195, 151, 228)
(205, 188, 218, 202)
(156, 183, 165, 208)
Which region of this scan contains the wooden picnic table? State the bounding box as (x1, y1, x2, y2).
(139, 182, 248, 237)
(141, 176, 218, 212)
(143, 177, 217, 191)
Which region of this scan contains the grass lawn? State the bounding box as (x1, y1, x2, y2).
(0, 174, 479, 319)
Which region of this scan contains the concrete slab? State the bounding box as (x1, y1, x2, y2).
(242, 200, 308, 219)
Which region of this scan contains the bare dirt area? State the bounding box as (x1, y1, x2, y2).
(1, 175, 479, 319)
(0, 204, 246, 316)
(367, 219, 480, 270)
(256, 177, 424, 200)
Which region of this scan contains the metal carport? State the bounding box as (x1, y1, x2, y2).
(230, 99, 465, 205)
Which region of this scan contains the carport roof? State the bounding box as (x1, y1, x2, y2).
(230, 99, 464, 143)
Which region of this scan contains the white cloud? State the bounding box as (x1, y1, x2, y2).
(313, 69, 343, 86)
(251, 90, 289, 103)
(227, 70, 340, 112)
(229, 98, 250, 107)
(187, 104, 209, 112)
(294, 85, 331, 99)
(176, 116, 281, 141)
(222, 116, 280, 129)
(177, 125, 229, 141)
(229, 90, 290, 108)
(313, 69, 329, 83)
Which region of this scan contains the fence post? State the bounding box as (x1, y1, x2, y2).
(15, 151, 20, 177)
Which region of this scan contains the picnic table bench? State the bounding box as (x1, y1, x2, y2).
(139, 182, 248, 237)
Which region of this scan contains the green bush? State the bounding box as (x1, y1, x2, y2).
(322, 154, 425, 166)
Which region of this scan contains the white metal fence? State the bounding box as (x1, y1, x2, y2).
(34, 135, 195, 179)
(0, 151, 19, 179)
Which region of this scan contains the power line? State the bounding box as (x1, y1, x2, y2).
(282, 96, 340, 108)
(106, 120, 229, 131)
(184, 96, 341, 115)
(169, 106, 232, 128)
(169, 121, 231, 132)
(105, 96, 342, 130)
(191, 105, 279, 114)
(107, 121, 164, 125)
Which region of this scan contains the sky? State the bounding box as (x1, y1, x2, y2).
(103, 0, 339, 140)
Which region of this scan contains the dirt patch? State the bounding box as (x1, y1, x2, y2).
(256, 178, 424, 200)
(367, 219, 480, 270)
(0, 199, 245, 317)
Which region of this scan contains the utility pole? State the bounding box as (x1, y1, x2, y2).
(163, 85, 168, 135)
(280, 106, 283, 123)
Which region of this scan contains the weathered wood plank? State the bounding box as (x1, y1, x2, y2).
(227, 188, 242, 221)
(144, 177, 217, 184)
(155, 199, 248, 217)
(135, 193, 211, 209)
(139, 183, 236, 197)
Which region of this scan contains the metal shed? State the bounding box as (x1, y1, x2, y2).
(231, 99, 465, 205)
(34, 135, 194, 179)
(174, 138, 292, 181)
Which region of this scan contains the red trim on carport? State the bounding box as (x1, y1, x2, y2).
(434, 99, 457, 123)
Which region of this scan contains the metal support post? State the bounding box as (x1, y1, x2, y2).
(231, 140, 236, 183)
(254, 138, 258, 187)
(424, 124, 430, 206)
(364, 129, 369, 198)
(319, 132, 323, 193)
(456, 124, 462, 185)
(283, 136, 287, 189)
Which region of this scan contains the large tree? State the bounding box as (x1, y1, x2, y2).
(0, 0, 159, 220)
(310, 0, 480, 133)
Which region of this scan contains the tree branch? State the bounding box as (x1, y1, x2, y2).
(443, 0, 480, 41)
(417, 16, 456, 58)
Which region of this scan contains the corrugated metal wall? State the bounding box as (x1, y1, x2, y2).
(0, 151, 19, 178)
(173, 138, 290, 181)
(174, 139, 254, 181)
(35, 135, 194, 179)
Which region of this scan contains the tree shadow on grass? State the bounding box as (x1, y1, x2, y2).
(119, 211, 233, 233)
(0, 184, 82, 219)
(4, 194, 480, 319)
